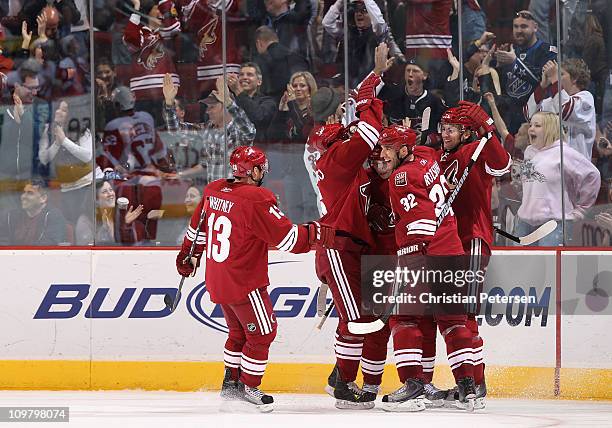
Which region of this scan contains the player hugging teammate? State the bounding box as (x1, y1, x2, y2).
(174, 40, 511, 411)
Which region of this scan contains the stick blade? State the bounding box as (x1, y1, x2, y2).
(348, 319, 385, 335)
(519, 220, 558, 245)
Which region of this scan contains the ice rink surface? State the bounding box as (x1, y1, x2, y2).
(1, 391, 611, 428)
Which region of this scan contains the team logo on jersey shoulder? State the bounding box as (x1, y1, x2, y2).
(247, 323, 257, 332)
(420, 159, 427, 166)
(220, 187, 232, 192)
(395, 171, 407, 187)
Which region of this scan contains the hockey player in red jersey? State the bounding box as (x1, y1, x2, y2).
(428, 101, 512, 409)
(378, 124, 478, 412)
(312, 43, 394, 409)
(175, 146, 334, 412)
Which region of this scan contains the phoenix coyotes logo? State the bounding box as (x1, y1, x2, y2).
(139, 39, 165, 71)
(198, 15, 218, 59)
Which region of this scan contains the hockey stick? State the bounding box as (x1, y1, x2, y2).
(316, 302, 335, 330)
(164, 199, 208, 312)
(348, 135, 490, 335)
(494, 220, 557, 246)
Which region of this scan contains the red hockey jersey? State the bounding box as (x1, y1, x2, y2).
(123, 14, 180, 100)
(182, 179, 312, 304)
(101, 112, 173, 172)
(314, 102, 383, 247)
(404, 0, 452, 60)
(388, 146, 463, 256)
(438, 134, 512, 247)
(366, 168, 397, 255)
(175, 0, 241, 83)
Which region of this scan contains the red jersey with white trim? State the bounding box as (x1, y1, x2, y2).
(102, 112, 173, 172)
(314, 101, 383, 247)
(181, 179, 312, 304)
(404, 0, 452, 60)
(175, 0, 241, 82)
(438, 134, 512, 246)
(366, 168, 396, 255)
(389, 146, 463, 256)
(123, 14, 179, 100)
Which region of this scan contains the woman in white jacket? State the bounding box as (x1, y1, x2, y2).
(515, 111, 601, 245)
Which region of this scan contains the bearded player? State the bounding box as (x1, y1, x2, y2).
(377, 124, 478, 412)
(425, 101, 512, 409)
(175, 146, 334, 412)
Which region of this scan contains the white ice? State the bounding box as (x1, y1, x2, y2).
(0, 391, 611, 428)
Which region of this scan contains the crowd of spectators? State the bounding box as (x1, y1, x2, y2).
(0, 0, 611, 246)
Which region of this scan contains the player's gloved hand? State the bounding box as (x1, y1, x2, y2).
(367, 203, 393, 232)
(306, 221, 335, 247)
(355, 72, 382, 113)
(457, 100, 495, 136)
(176, 249, 200, 277)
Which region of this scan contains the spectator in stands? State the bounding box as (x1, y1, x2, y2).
(249, 0, 312, 62)
(269, 71, 317, 143)
(595, 122, 612, 191)
(444, 34, 501, 107)
(162, 74, 256, 184)
(1, 1, 80, 39)
(514, 111, 600, 246)
(38, 100, 95, 226)
(254, 26, 309, 102)
(378, 59, 445, 146)
(267, 71, 319, 222)
(494, 9, 557, 134)
(95, 58, 120, 132)
(227, 62, 277, 142)
(0, 60, 42, 183)
(397, 0, 453, 88)
(594, 180, 612, 244)
(75, 179, 145, 245)
(322, 0, 403, 88)
(460, 0, 487, 45)
(0, 179, 67, 245)
(175, 185, 203, 245)
(525, 58, 596, 160)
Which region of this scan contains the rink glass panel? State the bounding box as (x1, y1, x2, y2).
(2, 1, 609, 247)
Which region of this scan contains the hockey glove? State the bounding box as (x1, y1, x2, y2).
(355, 72, 382, 113)
(306, 221, 335, 247)
(176, 249, 201, 277)
(367, 203, 394, 233)
(457, 100, 495, 137)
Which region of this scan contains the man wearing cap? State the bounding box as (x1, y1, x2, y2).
(493, 10, 557, 133)
(378, 59, 446, 147)
(162, 74, 256, 184)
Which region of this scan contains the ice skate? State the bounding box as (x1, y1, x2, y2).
(220, 368, 240, 400)
(324, 365, 338, 397)
(474, 380, 487, 409)
(456, 377, 476, 412)
(333, 379, 375, 410)
(361, 383, 380, 402)
(423, 382, 447, 408)
(237, 381, 274, 413)
(381, 378, 426, 412)
(443, 385, 458, 408)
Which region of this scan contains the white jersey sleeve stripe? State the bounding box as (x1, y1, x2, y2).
(485, 157, 512, 177)
(357, 121, 379, 150)
(276, 224, 299, 252)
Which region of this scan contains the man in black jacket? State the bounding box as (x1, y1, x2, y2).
(0, 179, 67, 245)
(227, 62, 277, 142)
(254, 26, 309, 102)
